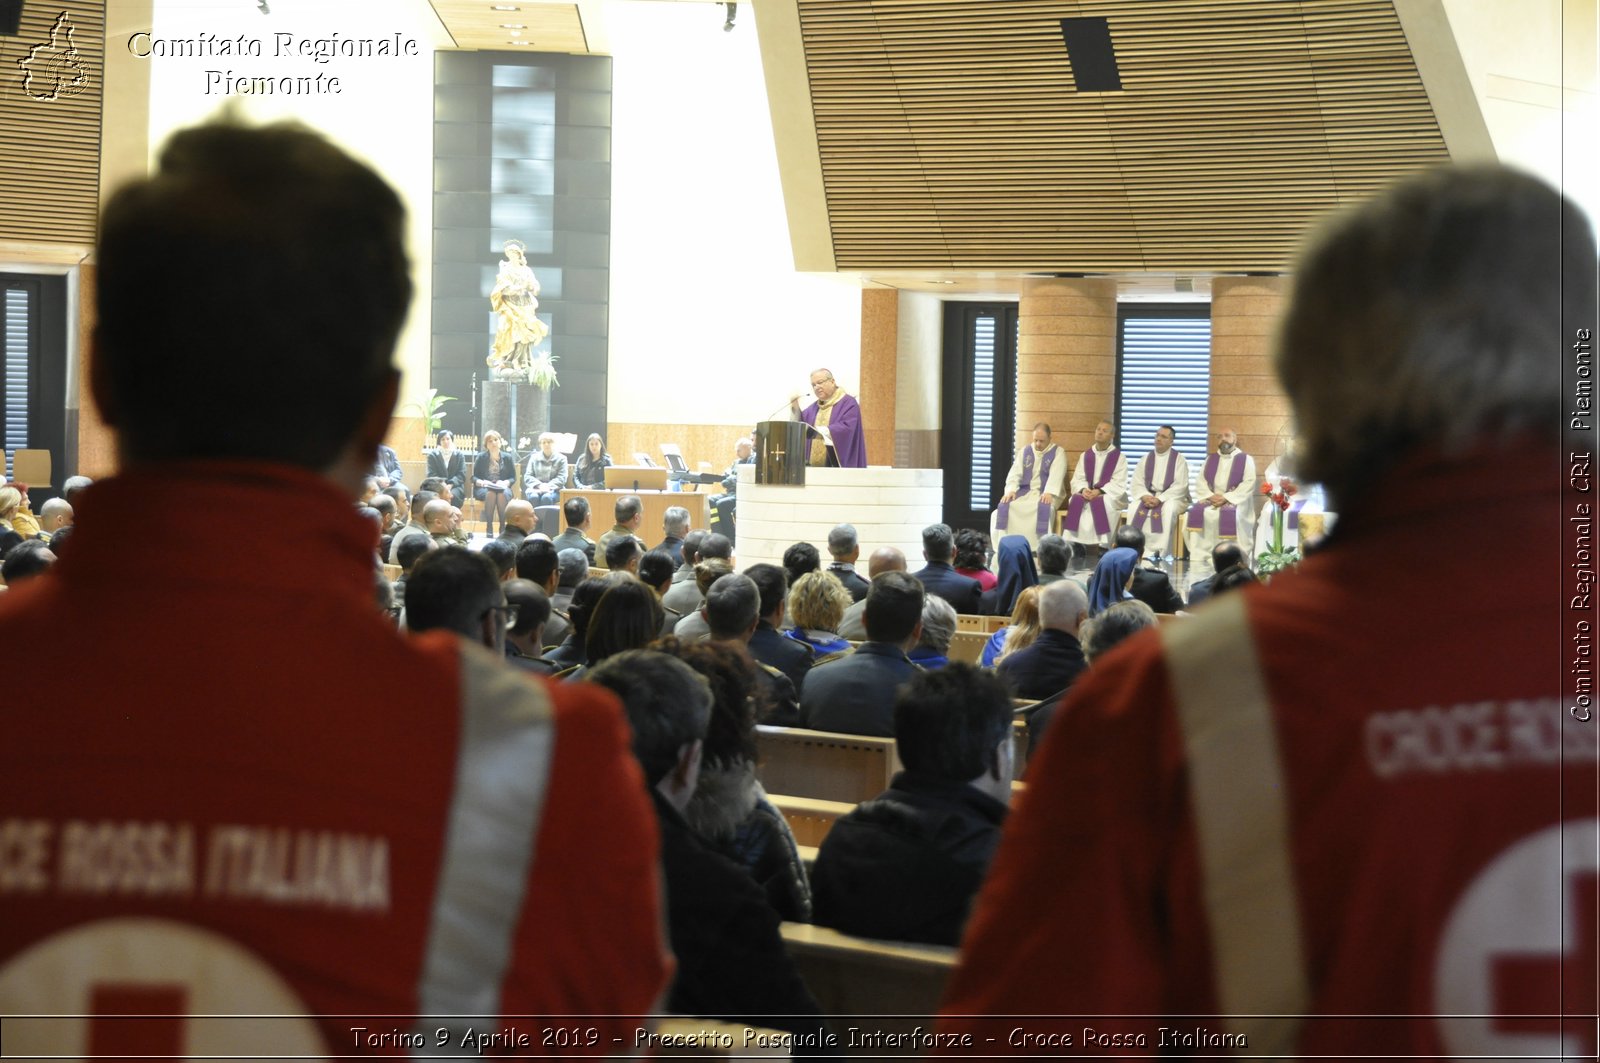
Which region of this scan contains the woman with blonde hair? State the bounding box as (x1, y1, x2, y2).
(784, 569, 852, 655)
(471, 429, 516, 535)
(981, 584, 1042, 668)
(0, 485, 25, 558)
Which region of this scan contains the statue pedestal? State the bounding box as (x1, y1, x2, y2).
(482, 378, 551, 448)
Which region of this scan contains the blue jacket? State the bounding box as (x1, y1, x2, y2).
(995, 628, 1088, 702)
(911, 561, 983, 615)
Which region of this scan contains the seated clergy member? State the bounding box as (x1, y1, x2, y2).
(585, 651, 830, 1043)
(552, 494, 597, 565)
(522, 431, 569, 506)
(597, 494, 644, 554)
(991, 421, 1066, 556)
(1184, 426, 1257, 576)
(1112, 525, 1185, 614)
(0, 120, 665, 1036)
(1128, 424, 1190, 560)
(425, 428, 467, 501)
(810, 664, 1013, 946)
(1062, 419, 1128, 559)
(744, 562, 815, 689)
(800, 571, 925, 737)
(825, 522, 871, 601)
(911, 523, 982, 615)
(994, 579, 1089, 702)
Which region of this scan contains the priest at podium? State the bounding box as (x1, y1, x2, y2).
(990, 422, 1066, 555)
(789, 367, 866, 468)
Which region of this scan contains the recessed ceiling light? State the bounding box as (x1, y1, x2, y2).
(507, 39, 533, 45)
(491, 5, 520, 10)
(500, 23, 527, 29)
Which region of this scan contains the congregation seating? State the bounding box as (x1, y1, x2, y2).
(769, 793, 854, 847)
(780, 922, 958, 1046)
(756, 725, 900, 805)
(956, 612, 1007, 634)
(947, 630, 989, 665)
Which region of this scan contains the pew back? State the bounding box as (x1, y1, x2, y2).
(756, 725, 900, 805)
(947, 630, 989, 665)
(781, 922, 957, 1045)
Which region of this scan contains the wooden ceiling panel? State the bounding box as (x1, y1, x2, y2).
(792, 0, 1450, 272)
(429, 1, 589, 53)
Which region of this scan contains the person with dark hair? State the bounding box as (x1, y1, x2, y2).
(1, 538, 56, 585)
(1208, 563, 1259, 599)
(824, 523, 870, 602)
(0, 120, 665, 1032)
(943, 166, 1599, 1053)
(574, 432, 612, 489)
(472, 429, 517, 535)
(418, 475, 453, 505)
(673, 528, 707, 585)
(662, 531, 732, 619)
(1128, 424, 1190, 560)
(425, 430, 467, 502)
(522, 432, 568, 506)
(800, 571, 925, 737)
(674, 558, 734, 643)
(552, 494, 597, 565)
(516, 536, 570, 646)
(604, 533, 642, 575)
(911, 523, 982, 614)
(581, 577, 664, 672)
(659, 637, 812, 922)
(657, 505, 690, 567)
(784, 570, 852, 656)
(369, 492, 398, 538)
(502, 579, 558, 675)
(404, 548, 510, 652)
(1185, 540, 1245, 607)
(1112, 525, 1184, 614)
(38, 522, 72, 558)
(371, 441, 404, 491)
(1063, 420, 1128, 561)
(598, 495, 644, 554)
(545, 576, 610, 672)
(952, 528, 997, 592)
(703, 572, 800, 726)
(479, 537, 517, 582)
(811, 663, 1013, 946)
(995, 580, 1089, 702)
(585, 650, 828, 1044)
(638, 548, 681, 636)
(744, 562, 814, 690)
(423, 498, 456, 546)
(781, 541, 821, 587)
(978, 533, 1038, 617)
(391, 531, 435, 613)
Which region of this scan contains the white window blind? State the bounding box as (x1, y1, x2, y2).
(1118, 311, 1212, 494)
(968, 313, 998, 510)
(3, 288, 28, 477)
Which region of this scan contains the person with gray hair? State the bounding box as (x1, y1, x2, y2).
(657, 504, 691, 566)
(911, 522, 982, 614)
(825, 522, 870, 601)
(60, 475, 92, 502)
(994, 579, 1089, 702)
(700, 571, 800, 727)
(944, 166, 1598, 1053)
(586, 649, 828, 1042)
(598, 494, 644, 555)
(1035, 533, 1070, 585)
(909, 594, 958, 670)
(553, 546, 589, 611)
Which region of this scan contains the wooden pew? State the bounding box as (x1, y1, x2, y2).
(769, 794, 854, 848)
(947, 630, 989, 665)
(955, 613, 1007, 634)
(780, 922, 958, 1047)
(756, 725, 900, 805)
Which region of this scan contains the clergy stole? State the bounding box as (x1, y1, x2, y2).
(1187, 452, 1248, 537)
(997, 446, 1057, 537)
(1066, 447, 1122, 536)
(809, 391, 846, 465)
(1132, 450, 1180, 534)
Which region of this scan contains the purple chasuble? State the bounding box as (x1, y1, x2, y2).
(996, 446, 1057, 537)
(1187, 451, 1247, 537)
(1132, 449, 1180, 534)
(1065, 447, 1122, 537)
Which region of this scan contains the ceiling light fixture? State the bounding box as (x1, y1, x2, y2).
(491, 5, 520, 10)
(499, 23, 527, 29)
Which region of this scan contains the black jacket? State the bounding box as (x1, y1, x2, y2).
(825, 562, 871, 602)
(656, 534, 685, 568)
(551, 527, 596, 566)
(799, 642, 919, 737)
(810, 771, 1007, 946)
(749, 620, 814, 691)
(651, 791, 830, 1043)
(995, 627, 1088, 702)
(1130, 566, 1184, 614)
(911, 561, 983, 615)
(425, 448, 467, 501)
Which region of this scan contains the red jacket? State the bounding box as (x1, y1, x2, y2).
(940, 446, 1598, 1058)
(0, 464, 668, 1055)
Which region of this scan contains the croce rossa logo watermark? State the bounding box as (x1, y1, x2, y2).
(17, 11, 90, 101)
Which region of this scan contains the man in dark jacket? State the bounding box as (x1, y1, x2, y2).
(996, 580, 1089, 701)
(586, 650, 831, 1047)
(810, 664, 1013, 946)
(745, 562, 814, 690)
(800, 571, 924, 736)
(1185, 540, 1244, 607)
(1113, 525, 1185, 613)
(910, 523, 982, 614)
(825, 523, 871, 602)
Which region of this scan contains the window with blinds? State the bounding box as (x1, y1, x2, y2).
(941, 302, 1018, 529)
(3, 287, 29, 477)
(1116, 306, 1212, 493)
(968, 313, 999, 510)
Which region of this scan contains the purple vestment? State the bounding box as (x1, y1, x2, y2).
(801, 393, 867, 469)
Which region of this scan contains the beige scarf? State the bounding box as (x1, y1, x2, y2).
(809, 389, 848, 465)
